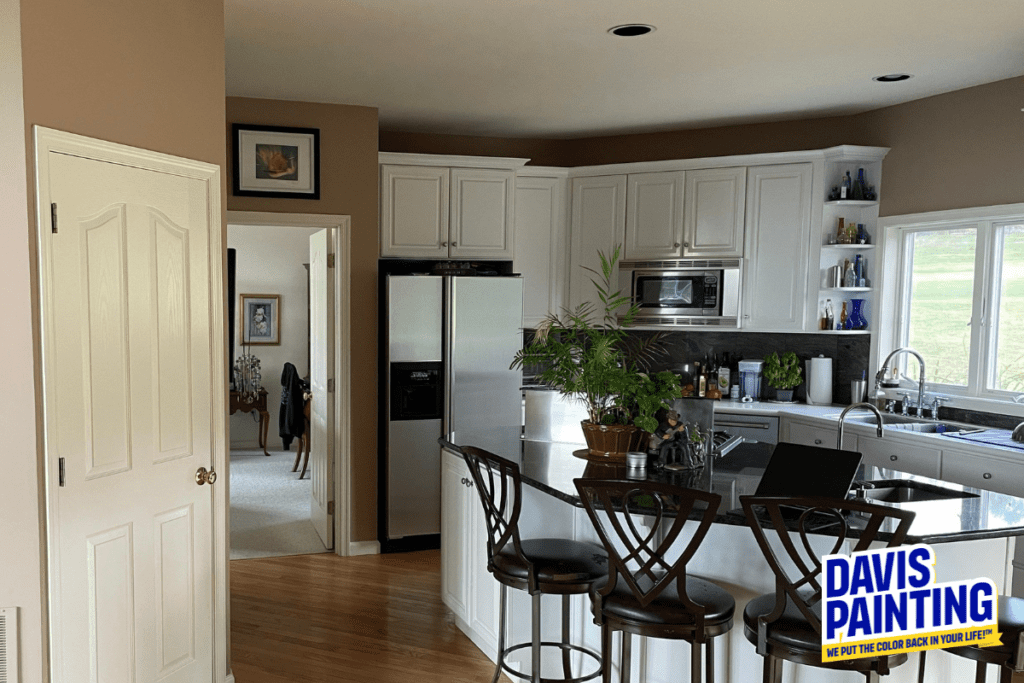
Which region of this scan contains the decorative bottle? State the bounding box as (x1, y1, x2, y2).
(854, 254, 863, 284)
(843, 259, 856, 287)
(849, 298, 868, 330)
(824, 299, 835, 330)
(852, 168, 866, 200)
(839, 301, 848, 330)
(837, 217, 849, 244)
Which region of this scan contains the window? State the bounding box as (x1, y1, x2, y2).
(889, 210, 1024, 401)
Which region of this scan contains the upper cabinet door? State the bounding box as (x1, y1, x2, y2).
(514, 175, 567, 328)
(381, 165, 450, 258)
(569, 175, 627, 315)
(623, 171, 685, 261)
(450, 168, 515, 259)
(742, 163, 813, 331)
(684, 167, 746, 258)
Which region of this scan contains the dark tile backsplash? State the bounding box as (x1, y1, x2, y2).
(636, 330, 871, 404)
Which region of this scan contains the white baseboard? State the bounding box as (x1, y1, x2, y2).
(347, 540, 380, 556)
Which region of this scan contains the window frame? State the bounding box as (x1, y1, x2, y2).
(877, 203, 1024, 412)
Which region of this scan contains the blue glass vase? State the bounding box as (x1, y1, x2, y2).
(849, 298, 868, 330)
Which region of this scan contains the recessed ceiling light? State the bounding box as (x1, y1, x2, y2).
(608, 24, 655, 37)
(873, 74, 913, 83)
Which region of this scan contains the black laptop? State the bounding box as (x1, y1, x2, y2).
(728, 442, 864, 529)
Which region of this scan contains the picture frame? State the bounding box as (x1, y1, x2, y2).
(232, 124, 320, 199)
(239, 294, 281, 345)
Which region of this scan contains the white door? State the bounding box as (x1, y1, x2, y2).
(624, 171, 685, 260)
(39, 145, 220, 682)
(309, 229, 335, 548)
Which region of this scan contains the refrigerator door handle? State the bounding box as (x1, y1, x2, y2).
(443, 277, 453, 440)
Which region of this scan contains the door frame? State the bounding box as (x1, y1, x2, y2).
(226, 210, 353, 556)
(33, 126, 229, 681)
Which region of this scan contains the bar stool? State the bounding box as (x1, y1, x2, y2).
(574, 478, 735, 683)
(918, 595, 1024, 682)
(453, 442, 606, 683)
(740, 495, 917, 682)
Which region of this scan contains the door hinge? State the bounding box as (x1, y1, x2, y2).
(58, 457, 65, 487)
(327, 378, 335, 393)
(327, 253, 335, 268)
(327, 501, 335, 515)
(51, 202, 58, 234)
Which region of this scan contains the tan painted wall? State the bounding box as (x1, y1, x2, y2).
(852, 76, 1024, 216)
(225, 97, 380, 542)
(8, 1, 226, 681)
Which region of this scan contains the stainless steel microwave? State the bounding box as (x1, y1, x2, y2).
(617, 259, 742, 327)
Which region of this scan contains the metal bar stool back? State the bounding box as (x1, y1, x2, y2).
(454, 442, 606, 683)
(574, 479, 735, 683)
(740, 495, 916, 682)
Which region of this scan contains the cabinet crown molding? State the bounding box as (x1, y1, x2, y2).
(379, 151, 530, 170)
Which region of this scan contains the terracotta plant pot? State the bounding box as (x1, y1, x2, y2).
(580, 421, 650, 461)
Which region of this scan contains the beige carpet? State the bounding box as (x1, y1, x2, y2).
(229, 448, 329, 560)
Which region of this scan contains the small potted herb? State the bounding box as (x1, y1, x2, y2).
(763, 351, 803, 402)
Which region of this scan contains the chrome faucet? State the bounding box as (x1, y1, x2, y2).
(875, 347, 927, 417)
(837, 402, 885, 450)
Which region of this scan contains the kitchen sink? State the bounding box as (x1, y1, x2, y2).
(835, 413, 988, 435)
(856, 479, 979, 504)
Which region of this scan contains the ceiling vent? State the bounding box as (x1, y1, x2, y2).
(0, 607, 18, 683)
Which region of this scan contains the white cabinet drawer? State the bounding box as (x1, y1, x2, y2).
(858, 436, 941, 479)
(942, 451, 1024, 497)
(786, 420, 840, 450)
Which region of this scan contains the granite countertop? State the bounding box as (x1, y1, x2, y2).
(445, 426, 1024, 544)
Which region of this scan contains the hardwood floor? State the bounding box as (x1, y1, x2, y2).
(230, 550, 509, 682)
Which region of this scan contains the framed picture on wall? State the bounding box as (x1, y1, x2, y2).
(240, 293, 281, 345)
(232, 123, 320, 199)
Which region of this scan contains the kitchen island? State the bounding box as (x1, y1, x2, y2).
(441, 425, 1024, 683)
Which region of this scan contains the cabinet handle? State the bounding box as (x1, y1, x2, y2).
(684, 242, 690, 248)
(890, 455, 898, 461)
(717, 420, 770, 429)
(460, 477, 466, 485)
(466, 479, 473, 488)
(983, 473, 992, 480)
(814, 439, 822, 445)
(674, 242, 681, 249)
(442, 241, 448, 247)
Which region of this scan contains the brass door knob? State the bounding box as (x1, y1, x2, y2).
(196, 467, 217, 485)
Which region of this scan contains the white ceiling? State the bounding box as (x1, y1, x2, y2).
(225, 0, 1024, 139)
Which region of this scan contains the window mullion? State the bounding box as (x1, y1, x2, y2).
(966, 222, 991, 397)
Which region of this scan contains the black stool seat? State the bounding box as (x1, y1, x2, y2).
(596, 574, 734, 629)
(946, 596, 1024, 661)
(493, 538, 608, 591)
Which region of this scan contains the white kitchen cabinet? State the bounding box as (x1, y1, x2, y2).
(785, 419, 845, 450)
(381, 164, 451, 258)
(623, 171, 685, 260)
(857, 433, 942, 479)
(683, 167, 746, 258)
(568, 175, 627, 315)
(742, 163, 813, 331)
(380, 154, 526, 259)
(515, 172, 568, 327)
(441, 449, 501, 658)
(441, 449, 471, 623)
(450, 167, 515, 259)
(941, 449, 1024, 497)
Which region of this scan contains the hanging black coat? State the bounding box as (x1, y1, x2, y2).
(279, 362, 307, 450)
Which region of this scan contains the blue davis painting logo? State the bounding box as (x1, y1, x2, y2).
(822, 543, 1001, 662)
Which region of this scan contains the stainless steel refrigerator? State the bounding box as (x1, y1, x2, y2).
(384, 274, 523, 544)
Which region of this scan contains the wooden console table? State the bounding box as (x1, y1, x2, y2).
(229, 388, 271, 456)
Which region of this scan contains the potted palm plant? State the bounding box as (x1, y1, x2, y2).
(763, 351, 804, 402)
(512, 247, 681, 460)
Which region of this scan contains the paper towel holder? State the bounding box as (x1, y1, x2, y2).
(806, 355, 833, 406)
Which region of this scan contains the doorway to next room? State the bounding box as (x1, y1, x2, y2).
(227, 223, 328, 560)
